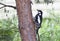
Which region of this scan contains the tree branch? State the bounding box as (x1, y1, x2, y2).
(0, 3, 16, 9)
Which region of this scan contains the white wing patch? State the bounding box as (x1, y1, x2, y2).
(38, 16, 40, 23)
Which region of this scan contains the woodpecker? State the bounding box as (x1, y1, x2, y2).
(33, 9, 43, 41)
(34, 9, 43, 34)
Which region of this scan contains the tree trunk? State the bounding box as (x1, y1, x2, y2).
(16, 0, 36, 41)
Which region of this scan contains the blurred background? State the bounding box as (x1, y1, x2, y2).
(0, 0, 60, 41)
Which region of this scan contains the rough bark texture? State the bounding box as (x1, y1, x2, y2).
(16, 0, 36, 41)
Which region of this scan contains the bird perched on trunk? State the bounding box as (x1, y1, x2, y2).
(33, 9, 43, 41)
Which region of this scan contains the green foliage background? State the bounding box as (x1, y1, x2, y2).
(0, 16, 21, 41)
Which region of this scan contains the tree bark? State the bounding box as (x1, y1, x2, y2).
(16, 0, 36, 41)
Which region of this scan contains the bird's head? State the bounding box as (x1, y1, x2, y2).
(37, 9, 43, 16)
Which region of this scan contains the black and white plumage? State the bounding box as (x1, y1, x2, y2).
(32, 9, 43, 41)
(33, 9, 43, 34)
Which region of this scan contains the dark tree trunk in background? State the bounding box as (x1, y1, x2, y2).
(35, 0, 40, 3)
(16, 0, 36, 41)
